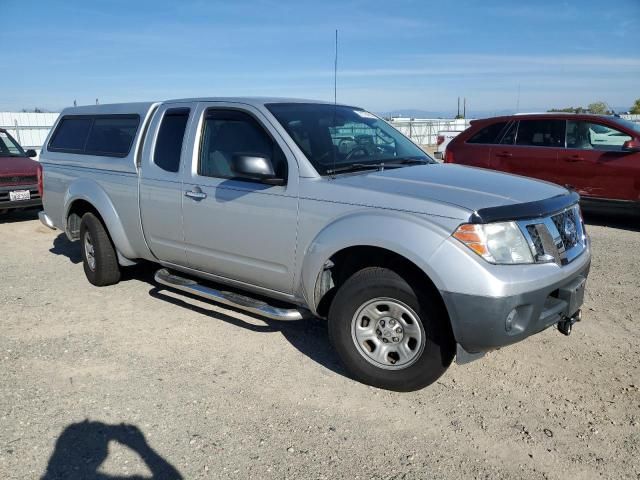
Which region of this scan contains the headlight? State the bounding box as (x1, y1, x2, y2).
(453, 222, 534, 264)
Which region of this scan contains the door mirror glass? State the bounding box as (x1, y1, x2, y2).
(231, 154, 283, 185)
(25, 149, 37, 157)
(622, 139, 640, 153)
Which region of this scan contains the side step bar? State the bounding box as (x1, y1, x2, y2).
(154, 268, 307, 321)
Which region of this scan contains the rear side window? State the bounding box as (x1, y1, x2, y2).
(49, 118, 92, 151)
(154, 108, 190, 172)
(84, 117, 139, 156)
(48, 115, 140, 157)
(515, 120, 565, 147)
(467, 121, 508, 144)
(500, 122, 517, 144)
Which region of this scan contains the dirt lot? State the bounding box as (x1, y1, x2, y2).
(1, 209, 638, 479)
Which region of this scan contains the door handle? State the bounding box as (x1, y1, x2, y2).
(565, 155, 585, 162)
(185, 188, 207, 200)
(495, 152, 512, 158)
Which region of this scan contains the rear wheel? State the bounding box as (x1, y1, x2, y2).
(328, 267, 454, 391)
(79, 212, 121, 286)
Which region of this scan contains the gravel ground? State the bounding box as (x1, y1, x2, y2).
(0, 209, 638, 479)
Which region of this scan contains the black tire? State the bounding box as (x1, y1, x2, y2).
(328, 267, 454, 392)
(79, 212, 121, 286)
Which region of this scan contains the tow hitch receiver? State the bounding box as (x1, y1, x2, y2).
(558, 310, 582, 336)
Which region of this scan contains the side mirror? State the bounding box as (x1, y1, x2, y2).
(230, 154, 284, 185)
(622, 139, 640, 153)
(25, 149, 37, 157)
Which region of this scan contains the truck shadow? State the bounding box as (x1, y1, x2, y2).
(41, 420, 182, 479)
(49, 233, 83, 264)
(148, 286, 348, 379)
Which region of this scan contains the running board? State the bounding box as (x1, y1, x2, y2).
(154, 268, 307, 321)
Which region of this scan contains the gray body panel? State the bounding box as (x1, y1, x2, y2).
(39, 97, 592, 355)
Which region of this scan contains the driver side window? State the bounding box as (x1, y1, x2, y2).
(198, 110, 287, 181)
(567, 121, 631, 151)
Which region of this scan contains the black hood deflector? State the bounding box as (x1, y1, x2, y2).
(469, 190, 580, 224)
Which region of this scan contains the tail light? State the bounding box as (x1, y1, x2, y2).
(436, 135, 445, 146)
(36, 163, 44, 199)
(444, 149, 455, 163)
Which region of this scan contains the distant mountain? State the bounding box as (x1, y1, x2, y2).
(378, 108, 519, 119)
(378, 106, 635, 120)
(378, 109, 455, 119)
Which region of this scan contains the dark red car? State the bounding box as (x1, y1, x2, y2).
(445, 113, 640, 206)
(0, 129, 42, 214)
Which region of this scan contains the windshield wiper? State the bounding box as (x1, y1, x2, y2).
(326, 162, 405, 175)
(388, 159, 431, 166)
(325, 157, 432, 175)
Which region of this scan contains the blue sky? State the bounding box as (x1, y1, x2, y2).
(2, 0, 639, 115)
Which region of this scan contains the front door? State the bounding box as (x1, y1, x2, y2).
(490, 119, 565, 185)
(557, 120, 638, 201)
(181, 103, 299, 294)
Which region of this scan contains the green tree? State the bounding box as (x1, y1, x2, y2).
(587, 101, 609, 115)
(548, 106, 587, 113)
(630, 98, 640, 115)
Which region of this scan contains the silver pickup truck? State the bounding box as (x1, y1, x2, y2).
(38, 98, 590, 391)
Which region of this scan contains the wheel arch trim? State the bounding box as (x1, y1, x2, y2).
(299, 210, 450, 315)
(63, 178, 137, 259)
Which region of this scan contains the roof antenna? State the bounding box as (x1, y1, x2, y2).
(334, 29, 338, 106)
(516, 84, 521, 113)
(330, 29, 338, 178)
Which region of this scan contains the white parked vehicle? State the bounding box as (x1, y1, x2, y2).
(435, 130, 463, 159)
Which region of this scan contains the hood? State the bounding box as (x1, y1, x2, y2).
(316, 163, 568, 220)
(0, 155, 39, 177)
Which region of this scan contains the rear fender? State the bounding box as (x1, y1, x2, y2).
(63, 178, 137, 259)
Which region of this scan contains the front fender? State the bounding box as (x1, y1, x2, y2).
(64, 178, 138, 259)
(299, 210, 453, 313)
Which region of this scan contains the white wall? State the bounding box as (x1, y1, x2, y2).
(388, 118, 472, 145)
(0, 112, 59, 155)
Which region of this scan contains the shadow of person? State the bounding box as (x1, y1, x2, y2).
(42, 420, 182, 480)
(49, 233, 82, 264)
(149, 286, 347, 379)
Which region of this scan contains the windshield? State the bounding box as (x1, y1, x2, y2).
(267, 103, 433, 175)
(0, 131, 27, 157)
(611, 117, 640, 135)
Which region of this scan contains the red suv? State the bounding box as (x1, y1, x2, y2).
(0, 129, 42, 214)
(445, 113, 640, 205)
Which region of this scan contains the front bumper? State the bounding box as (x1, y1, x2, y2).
(0, 184, 41, 210)
(442, 253, 591, 353)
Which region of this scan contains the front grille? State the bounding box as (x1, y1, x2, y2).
(0, 175, 37, 185)
(551, 208, 580, 251)
(518, 204, 586, 266)
(526, 225, 544, 257)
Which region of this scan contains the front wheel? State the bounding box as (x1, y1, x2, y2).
(328, 267, 454, 391)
